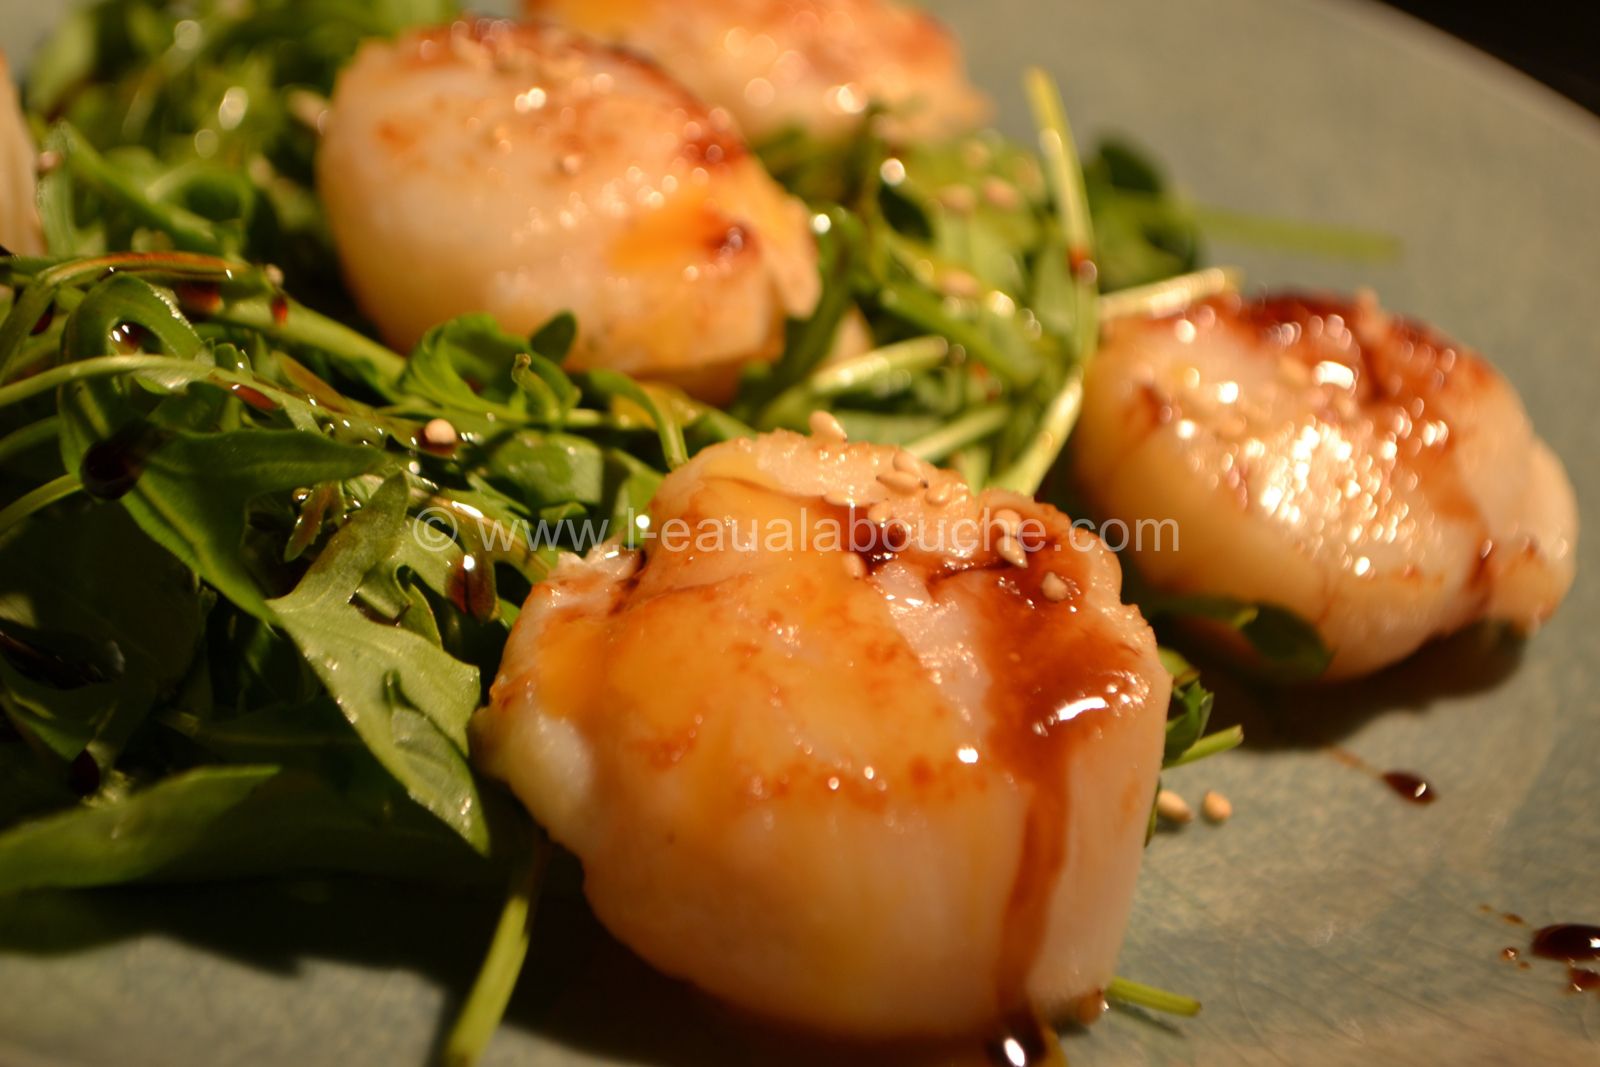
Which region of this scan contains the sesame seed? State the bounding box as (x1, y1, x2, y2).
(1202, 790, 1233, 823)
(866, 502, 892, 525)
(991, 507, 1022, 536)
(877, 470, 922, 494)
(1156, 789, 1193, 824)
(936, 185, 977, 213)
(997, 534, 1027, 568)
(420, 418, 458, 451)
(983, 176, 1020, 210)
(892, 450, 921, 475)
(842, 554, 867, 579)
(822, 491, 854, 508)
(808, 409, 847, 441)
(925, 482, 954, 506)
(939, 269, 982, 299)
(1041, 573, 1070, 602)
(1074, 992, 1107, 1026)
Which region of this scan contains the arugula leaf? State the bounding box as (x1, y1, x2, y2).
(477, 431, 607, 512)
(1150, 594, 1332, 680)
(511, 352, 581, 423)
(400, 314, 540, 417)
(0, 742, 76, 827)
(0, 500, 204, 765)
(528, 310, 577, 363)
(0, 765, 280, 893)
(0, 763, 490, 894)
(442, 832, 551, 1067)
(1162, 657, 1217, 767)
(581, 369, 689, 469)
(734, 208, 861, 420)
(58, 419, 384, 619)
(268, 476, 490, 852)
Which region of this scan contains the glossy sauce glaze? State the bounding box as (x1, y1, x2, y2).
(1074, 290, 1578, 678)
(1327, 748, 1437, 806)
(1378, 770, 1435, 805)
(1532, 922, 1600, 995)
(472, 429, 1167, 1040)
(1530, 924, 1600, 964)
(524, 0, 990, 143)
(78, 421, 170, 501)
(1483, 910, 1600, 993)
(317, 18, 819, 401)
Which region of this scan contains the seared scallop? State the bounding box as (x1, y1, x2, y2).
(1074, 291, 1578, 678)
(0, 55, 42, 255)
(524, 0, 989, 143)
(318, 19, 819, 400)
(472, 427, 1168, 1037)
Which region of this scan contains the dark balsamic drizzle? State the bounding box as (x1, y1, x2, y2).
(108, 321, 152, 353)
(67, 750, 101, 796)
(174, 280, 222, 316)
(0, 626, 112, 689)
(228, 382, 279, 413)
(79, 422, 171, 500)
(448, 553, 498, 621)
(1568, 969, 1600, 993)
(1327, 748, 1437, 805)
(1526, 923, 1600, 997)
(1530, 924, 1600, 964)
(1379, 771, 1435, 804)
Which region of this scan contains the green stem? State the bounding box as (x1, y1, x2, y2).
(0, 355, 213, 411)
(1, 250, 240, 385)
(1166, 725, 1245, 768)
(0, 417, 61, 467)
(51, 124, 226, 254)
(1106, 976, 1202, 1017)
(0, 474, 81, 535)
(1024, 69, 1099, 362)
(1099, 266, 1242, 322)
(441, 836, 551, 1067)
(758, 336, 951, 429)
(903, 404, 1009, 463)
(952, 444, 992, 492)
(876, 282, 1041, 389)
(809, 335, 950, 397)
(990, 368, 1084, 495)
(687, 405, 756, 443)
(211, 298, 408, 394)
(1190, 203, 1401, 258)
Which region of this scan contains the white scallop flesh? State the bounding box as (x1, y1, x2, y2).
(523, 0, 990, 143)
(317, 19, 820, 401)
(1074, 291, 1578, 679)
(0, 54, 42, 255)
(473, 428, 1168, 1038)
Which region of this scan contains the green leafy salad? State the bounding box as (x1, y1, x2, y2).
(0, 0, 1376, 1060)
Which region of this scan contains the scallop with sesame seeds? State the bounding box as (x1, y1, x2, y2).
(1073, 291, 1578, 678)
(317, 19, 819, 402)
(523, 0, 990, 143)
(472, 428, 1169, 1038)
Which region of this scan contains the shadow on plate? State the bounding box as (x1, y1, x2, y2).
(1189, 622, 1526, 751)
(0, 861, 1024, 1067)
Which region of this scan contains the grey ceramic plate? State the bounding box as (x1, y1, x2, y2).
(2, 1, 1598, 1065)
